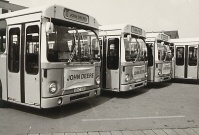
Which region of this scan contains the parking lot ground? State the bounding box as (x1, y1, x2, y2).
(1, 83, 199, 135)
(27, 128, 199, 135)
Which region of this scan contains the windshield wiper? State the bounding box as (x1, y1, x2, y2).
(67, 30, 79, 63)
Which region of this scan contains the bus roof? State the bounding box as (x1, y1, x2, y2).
(99, 24, 146, 38)
(171, 38, 199, 43)
(146, 32, 170, 42)
(0, 4, 99, 29)
(170, 38, 199, 45)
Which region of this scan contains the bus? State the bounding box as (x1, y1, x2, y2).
(170, 38, 199, 80)
(146, 32, 172, 82)
(0, 4, 101, 108)
(99, 24, 148, 92)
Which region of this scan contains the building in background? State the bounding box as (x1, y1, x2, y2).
(163, 31, 179, 39)
(0, 0, 27, 14)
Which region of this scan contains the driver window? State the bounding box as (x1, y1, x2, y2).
(57, 29, 74, 61)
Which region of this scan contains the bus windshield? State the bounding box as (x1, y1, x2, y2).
(124, 36, 147, 62)
(157, 41, 172, 61)
(47, 25, 100, 62)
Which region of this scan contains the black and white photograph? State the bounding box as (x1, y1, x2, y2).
(0, 0, 199, 135)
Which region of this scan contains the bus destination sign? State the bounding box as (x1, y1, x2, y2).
(160, 34, 169, 41)
(131, 26, 142, 35)
(63, 8, 89, 24)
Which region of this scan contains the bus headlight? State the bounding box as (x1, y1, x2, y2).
(125, 74, 130, 82)
(49, 82, 57, 94)
(96, 76, 100, 85)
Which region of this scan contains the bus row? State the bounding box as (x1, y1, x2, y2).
(0, 4, 198, 109)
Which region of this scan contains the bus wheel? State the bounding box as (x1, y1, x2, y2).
(0, 80, 5, 108)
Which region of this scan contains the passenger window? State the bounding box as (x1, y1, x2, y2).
(176, 47, 184, 66)
(188, 47, 197, 66)
(0, 20, 6, 54)
(107, 38, 119, 70)
(25, 25, 39, 75)
(8, 28, 20, 73)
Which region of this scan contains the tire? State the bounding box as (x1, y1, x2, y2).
(0, 80, 5, 108)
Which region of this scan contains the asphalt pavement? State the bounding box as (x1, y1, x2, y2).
(27, 128, 199, 135)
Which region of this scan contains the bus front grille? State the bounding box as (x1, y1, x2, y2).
(135, 83, 144, 88)
(70, 93, 90, 101)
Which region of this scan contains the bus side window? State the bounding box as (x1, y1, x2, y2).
(176, 47, 184, 66)
(8, 28, 20, 73)
(107, 38, 119, 70)
(0, 20, 6, 54)
(25, 25, 39, 75)
(188, 47, 197, 66)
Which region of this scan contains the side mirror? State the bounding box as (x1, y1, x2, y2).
(46, 22, 54, 33)
(161, 41, 164, 46)
(127, 35, 131, 41)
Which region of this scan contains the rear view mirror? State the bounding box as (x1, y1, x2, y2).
(46, 22, 54, 33)
(161, 41, 164, 46)
(127, 35, 131, 41)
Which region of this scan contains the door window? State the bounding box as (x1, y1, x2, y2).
(8, 28, 20, 73)
(188, 47, 197, 66)
(25, 25, 39, 75)
(176, 47, 184, 66)
(0, 20, 6, 54)
(107, 38, 119, 70)
(146, 42, 154, 67)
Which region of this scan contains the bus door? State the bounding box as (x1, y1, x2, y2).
(102, 37, 120, 91)
(187, 45, 198, 78)
(175, 45, 198, 79)
(8, 22, 40, 105)
(0, 20, 7, 100)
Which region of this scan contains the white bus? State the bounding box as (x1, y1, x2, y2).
(171, 38, 199, 79)
(99, 24, 148, 92)
(146, 32, 172, 82)
(0, 4, 101, 108)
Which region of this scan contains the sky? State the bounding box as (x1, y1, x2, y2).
(8, 0, 199, 38)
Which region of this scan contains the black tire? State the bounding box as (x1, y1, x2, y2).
(0, 80, 5, 108)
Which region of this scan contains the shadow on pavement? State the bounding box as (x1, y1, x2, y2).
(100, 86, 151, 99)
(171, 78, 199, 85)
(146, 81, 172, 89)
(7, 95, 111, 119)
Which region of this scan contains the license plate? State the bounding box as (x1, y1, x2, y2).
(74, 87, 86, 93)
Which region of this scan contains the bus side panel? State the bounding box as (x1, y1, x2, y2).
(0, 53, 7, 100)
(175, 65, 185, 78)
(147, 66, 154, 82)
(106, 69, 120, 91)
(188, 66, 198, 79)
(25, 74, 40, 105)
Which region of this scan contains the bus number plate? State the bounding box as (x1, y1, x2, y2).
(74, 87, 86, 93)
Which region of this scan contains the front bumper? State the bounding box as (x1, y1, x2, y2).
(41, 88, 100, 108)
(120, 80, 147, 92)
